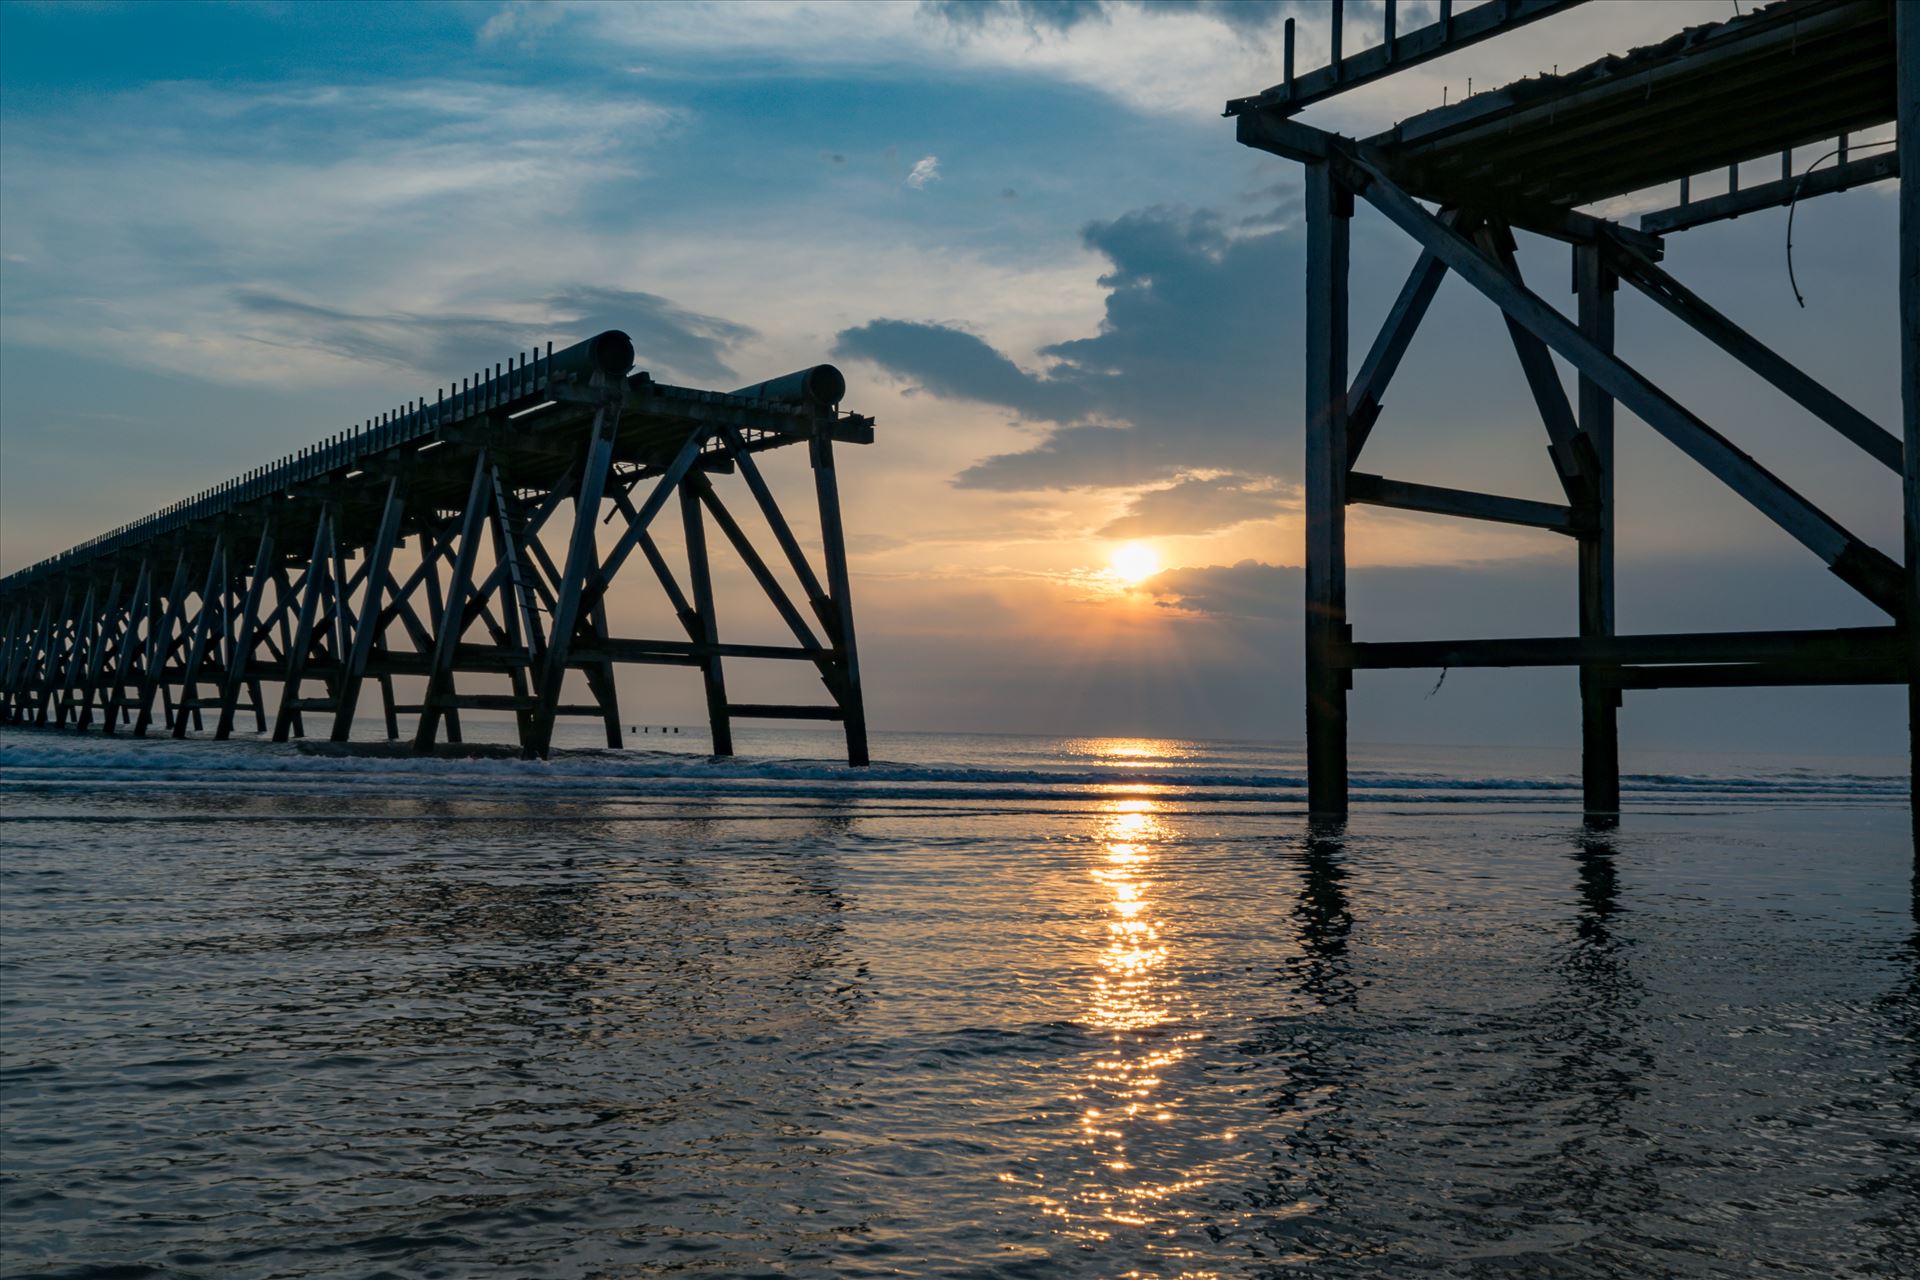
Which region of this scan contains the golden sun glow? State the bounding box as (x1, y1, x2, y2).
(1107, 541, 1160, 584)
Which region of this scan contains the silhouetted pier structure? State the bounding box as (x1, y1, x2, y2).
(1228, 0, 1913, 814)
(0, 332, 874, 763)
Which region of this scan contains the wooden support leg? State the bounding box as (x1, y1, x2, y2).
(527, 404, 620, 757)
(216, 521, 274, 740)
(415, 454, 492, 752)
(331, 479, 405, 741)
(173, 539, 227, 739)
(134, 554, 191, 737)
(488, 468, 545, 744)
(55, 583, 97, 729)
(585, 604, 624, 748)
(76, 572, 126, 731)
(34, 585, 73, 727)
(1576, 242, 1620, 817)
(680, 479, 733, 756)
(1305, 160, 1351, 817)
(273, 516, 333, 743)
(1899, 3, 1919, 823)
(811, 433, 868, 767)
(101, 561, 152, 736)
(378, 673, 400, 740)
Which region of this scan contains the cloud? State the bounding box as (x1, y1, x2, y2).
(835, 202, 1304, 491)
(832, 319, 1088, 420)
(1099, 474, 1295, 538)
(0, 79, 682, 387)
(905, 154, 941, 188)
(227, 286, 750, 387)
(573, 0, 1316, 119)
(478, 0, 565, 46)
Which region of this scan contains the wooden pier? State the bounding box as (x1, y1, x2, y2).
(1228, 0, 1914, 815)
(0, 333, 875, 763)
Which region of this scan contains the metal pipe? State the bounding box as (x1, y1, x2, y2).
(730, 365, 847, 407)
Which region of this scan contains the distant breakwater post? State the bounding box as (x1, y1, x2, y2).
(0, 332, 874, 765)
(1226, 0, 1916, 817)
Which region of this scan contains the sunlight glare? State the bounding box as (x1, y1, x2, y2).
(1107, 541, 1160, 584)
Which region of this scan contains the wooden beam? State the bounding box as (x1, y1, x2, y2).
(133, 554, 191, 736)
(414, 452, 492, 752)
(271, 517, 332, 743)
(679, 479, 733, 756)
(170, 540, 226, 738)
(1346, 241, 1447, 466)
(1224, 0, 1585, 118)
(99, 559, 152, 735)
(1346, 149, 1905, 618)
(1610, 660, 1903, 690)
(330, 478, 405, 741)
(1576, 242, 1618, 815)
(811, 431, 869, 767)
(526, 399, 620, 758)
(1899, 0, 1920, 819)
(1348, 626, 1901, 670)
(1606, 238, 1901, 471)
(721, 426, 835, 633)
(1477, 221, 1591, 503)
(1639, 150, 1898, 236)
(727, 702, 845, 721)
(214, 520, 275, 740)
(1304, 160, 1350, 816)
(1347, 471, 1582, 534)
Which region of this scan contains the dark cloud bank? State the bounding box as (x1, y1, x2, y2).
(236, 285, 752, 387)
(834, 201, 1303, 495)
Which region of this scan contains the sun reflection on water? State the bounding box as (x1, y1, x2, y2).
(1028, 793, 1225, 1276)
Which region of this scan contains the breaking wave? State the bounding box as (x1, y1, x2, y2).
(0, 728, 1903, 809)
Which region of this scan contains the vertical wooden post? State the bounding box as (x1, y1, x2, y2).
(487, 473, 541, 745)
(680, 478, 734, 756)
(811, 432, 869, 766)
(378, 674, 400, 740)
(134, 553, 191, 736)
(215, 521, 274, 739)
(74, 570, 125, 730)
(414, 453, 492, 752)
(331, 478, 405, 741)
(1898, 2, 1919, 822)
(583, 604, 625, 748)
(52, 582, 95, 727)
(101, 559, 152, 735)
(527, 392, 622, 757)
(171, 540, 226, 738)
(1304, 160, 1351, 816)
(272, 515, 332, 743)
(1577, 241, 1620, 815)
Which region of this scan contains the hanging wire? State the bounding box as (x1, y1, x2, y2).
(1784, 138, 1898, 308)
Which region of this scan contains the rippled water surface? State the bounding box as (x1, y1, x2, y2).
(2, 726, 1915, 1278)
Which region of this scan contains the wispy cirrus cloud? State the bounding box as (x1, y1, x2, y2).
(0, 79, 682, 385)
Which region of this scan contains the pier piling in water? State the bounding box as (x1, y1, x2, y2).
(1226, 0, 1914, 815)
(0, 333, 875, 764)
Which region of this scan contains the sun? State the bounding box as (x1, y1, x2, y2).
(1108, 541, 1161, 585)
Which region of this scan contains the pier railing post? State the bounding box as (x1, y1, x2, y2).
(1305, 159, 1351, 816)
(1576, 241, 1620, 815)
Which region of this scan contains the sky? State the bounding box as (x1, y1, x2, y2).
(0, 0, 1905, 754)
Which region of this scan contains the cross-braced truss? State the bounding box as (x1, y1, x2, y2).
(1229, 0, 1914, 815)
(0, 332, 874, 763)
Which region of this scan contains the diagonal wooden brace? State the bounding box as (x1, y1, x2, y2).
(1344, 147, 1905, 618)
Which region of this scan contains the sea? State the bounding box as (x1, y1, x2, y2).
(1, 723, 1914, 1279)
